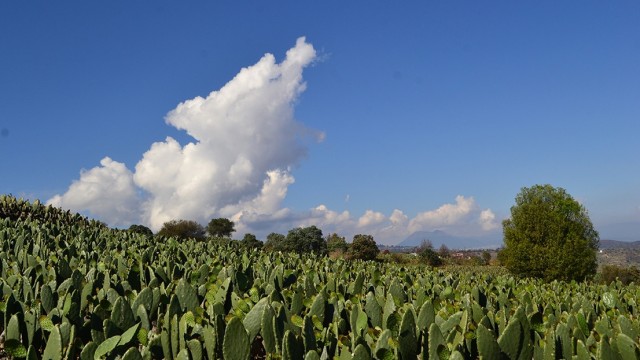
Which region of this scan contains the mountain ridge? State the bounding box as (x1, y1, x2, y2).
(397, 231, 640, 250)
(397, 230, 502, 250)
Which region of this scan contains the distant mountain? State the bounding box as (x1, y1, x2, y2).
(398, 229, 640, 251)
(398, 230, 502, 250)
(599, 239, 640, 250)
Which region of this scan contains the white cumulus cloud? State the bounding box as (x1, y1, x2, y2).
(48, 38, 501, 246)
(49, 37, 318, 230)
(479, 209, 499, 231)
(48, 157, 140, 226)
(408, 195, 475, 233)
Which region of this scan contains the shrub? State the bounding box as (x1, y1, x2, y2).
(349, 234, 379, 261)
(600, 265, 640, 285)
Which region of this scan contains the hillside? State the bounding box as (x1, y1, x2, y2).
(599, 239, 640, 249)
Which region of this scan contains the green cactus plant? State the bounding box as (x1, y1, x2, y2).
(398, 307, 418, 360)
(176, 279, 199, 314)
(616, 333, 639, 360)
(416, 300, 435, 333)
(223, 317, 250, 360)
(188, 338, 203, 360)
(261, 304, 277, 353)
(428, 323, 447, 360)
(282, 330, 304, 360)
(352, 343, 370, 360)
(303, 315, 317, 353)
(42, 325, 63, 360)
(364, 292, 382, 328)
(243, 297, 268, 341)
(477, 324, 502, 360)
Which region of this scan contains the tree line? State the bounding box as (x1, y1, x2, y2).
(128, 184, 603, 282)
(128, 218, 381, 261)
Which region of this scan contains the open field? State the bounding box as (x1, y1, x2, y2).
(1, 195, 639, 359)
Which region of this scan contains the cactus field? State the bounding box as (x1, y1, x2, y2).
(0, 195, 639, 359)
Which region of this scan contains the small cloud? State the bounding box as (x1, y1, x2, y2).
(479, 209, 499, 231)
(408, 195, 475, 234)
(47, 157, 140, 226)
(389, 209, 408, 226)
(357, 210, 386, 228)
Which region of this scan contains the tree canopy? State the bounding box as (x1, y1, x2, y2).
(500, 184, 599, 281)
(264, 232, 286, 252)
(128, 224, 153, 237)
(283, 226, 326, 254)
(240, 233, 263, 249)
(326, 233, 348, 253)
(417, 239, 442, 267)
(157, 219, 206, 241)
(207, 218, 235, 238)
(349, 234, 379, 261)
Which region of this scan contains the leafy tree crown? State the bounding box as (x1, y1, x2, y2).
(350, 234, 379, 261)
(158, 219, 206, 241)
(207, 218, 235, 238)
(501, 184, 599, 281)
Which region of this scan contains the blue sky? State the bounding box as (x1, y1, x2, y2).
(1, 1, 639, 245)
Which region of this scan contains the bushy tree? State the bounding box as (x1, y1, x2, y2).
(158, 220, 206, 240)
(481, 251, 492, 265)
(207, 218, 235, 238)
(349, 234, 379, 261)
(128, 224, 153, 237)
(240, 233, 263, 249)
(501, 184, 599, 281)
(327, 233, 348, 253)
(264, 232, 286, 252)
(600, 265, 640, 285)
(417, 239, 442, 267)
(283, 226, 326, 254)
(438, 244, 450, 258)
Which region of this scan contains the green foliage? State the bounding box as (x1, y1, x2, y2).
(279, 226, 327, 254)
(420, 247, 443, 267)
(326, 233, 348, 253)
(600, 265, 640, 285)
(417, 239, 443, 267)
(481, 250, 492, 265)
(263, 232, 286, 251)
(501, 184, 599, 281)
(240, 233, 263, 249)
(438, 244, 450, 258)
(128, 224, 153, 237)
(207, 218, 235, 238)
(0, 196, 639, 360)
(157, 219, 206, 240)
(223, 317, 250, 360)
(349, 234, 379, 261)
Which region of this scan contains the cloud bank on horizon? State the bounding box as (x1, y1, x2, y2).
(48, 37, 499, 244)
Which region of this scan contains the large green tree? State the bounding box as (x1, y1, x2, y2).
(417, 239, 442, 267)
(128, 224, 153, 237)
(283, 226, 326, 254)
(349, 234, 379, 261)
(207, 218, 235, 238)
(157, 220, 206, 241)
(500, 184, 599, 281)
(326, 233, 348, 253)
(240, 233, 263, 249)
(263, 232, 286, 252)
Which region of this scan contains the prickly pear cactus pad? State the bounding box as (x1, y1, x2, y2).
(0, 195, 639, 359)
